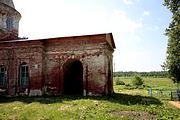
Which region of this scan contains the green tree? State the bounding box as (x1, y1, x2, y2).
(163, 0, 180, 84)
(132, 75, 143, 86)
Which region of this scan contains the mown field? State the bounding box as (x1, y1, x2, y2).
(0, 77, 179, 120)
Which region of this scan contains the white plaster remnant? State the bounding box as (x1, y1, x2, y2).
(29, 89, 42, 96)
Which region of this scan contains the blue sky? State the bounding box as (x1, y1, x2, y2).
(14, 0, 172, 72)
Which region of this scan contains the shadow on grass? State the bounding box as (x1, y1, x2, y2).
(0, 93, 162, 105)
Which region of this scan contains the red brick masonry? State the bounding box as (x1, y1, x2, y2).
(0, 33, 115, 97)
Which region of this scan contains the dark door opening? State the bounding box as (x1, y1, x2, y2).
(63, 60, 83, 95)
(107, 61, 113, 93)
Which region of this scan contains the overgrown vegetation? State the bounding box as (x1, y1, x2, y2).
(114, 77, 178, 100)
(0, 77, 179, 120)
(0, 92, 179, 120)
(132, 75, 144, 87)
(115, 77, 125, 85)
(115, 75, 144, 89)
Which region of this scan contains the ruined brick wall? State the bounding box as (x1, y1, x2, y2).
(0, 33, 115, 96)
(44, 42, 108, 96)
(0, 0, 115, 96)
(0, 40, 43, 96)
(44, 34, 114, 96)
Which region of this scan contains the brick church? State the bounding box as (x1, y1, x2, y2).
(0, 0, 115, 96)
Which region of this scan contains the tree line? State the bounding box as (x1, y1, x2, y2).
(113, 71, 168, 78)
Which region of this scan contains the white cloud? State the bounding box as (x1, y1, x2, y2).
(146, 25, 159, 31)
(143, 11, 150, 16)
(109, 10, 144, 72)
(110, 10, 142, 34)
(154, 26, 159, 30)
(16, 0, 142, 40)
(139, 17, 144, 21)
(15, 0, 153, 71)
(123, 0, 139, 5)
(15, 0, 111, 39)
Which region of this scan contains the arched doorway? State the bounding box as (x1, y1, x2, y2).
(63, 60, 83, 95)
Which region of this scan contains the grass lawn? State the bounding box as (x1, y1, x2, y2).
(114, 77, 177, 90)
(114, 77, 178, 99)
(0, 77, 179, 120)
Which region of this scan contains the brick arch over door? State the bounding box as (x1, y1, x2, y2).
(63, 59, 83, 95)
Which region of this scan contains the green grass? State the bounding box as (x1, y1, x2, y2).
(0, 95, 179, 120)
(0, 77, 179, 120)
(114, 77, 178, 99)
(114, 77, 177, 90)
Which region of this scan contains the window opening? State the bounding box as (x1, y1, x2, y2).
(19, 64, 29, 86)
(6, 17, 13, 31)
(0, 66, 7, 87)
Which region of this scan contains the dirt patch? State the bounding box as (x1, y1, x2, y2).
(109, 110, 156, 120)
(169, 101, 180, 109)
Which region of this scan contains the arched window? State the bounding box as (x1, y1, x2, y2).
(6, 16, 13, 31)
(19, 63, 29, 86)
(0, 65, 7, 87)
